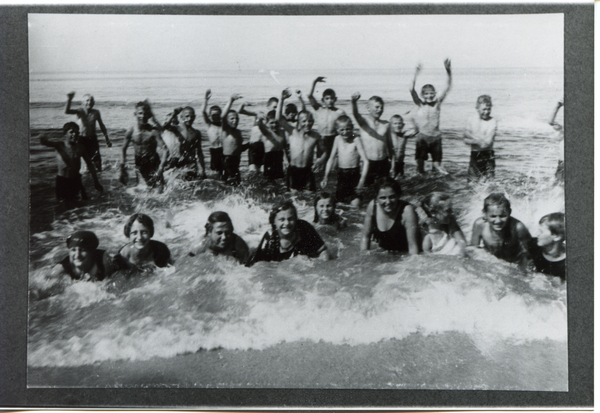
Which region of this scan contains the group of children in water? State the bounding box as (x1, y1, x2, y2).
(39, 60, 566, 284)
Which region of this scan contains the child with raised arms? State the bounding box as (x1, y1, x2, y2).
(40, 122, 103, 202)
(528, 212, 566, 281)
(410, 59, 452, 175)
(470, 193, 532, 266)
(464, 95, 497, 180)
(320, 115, 369, 207)
(239, 96, 279, 174)
(65, 92, 112, 172)
(277, 88, 327, 192)
(202, 90, 225, 178)
(351, 93, 394, 187)
(308, 77, 346, 161)
(255, 110, 288, 180)
(219, 94, 249, 185)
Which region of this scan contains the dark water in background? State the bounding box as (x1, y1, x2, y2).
(27, 68, 566, 390)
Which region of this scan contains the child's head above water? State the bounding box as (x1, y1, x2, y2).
(476, 95, 492, 120)
(82, 94, 95, 109)
(265, 110, 278, 130)
(368, 96, 385, 120)
(124, 213, 155, 238)
(322, 88, 337, 108)
(421, 84, 436, 102)
(226, 110, 239, 128)
(284, 103, 298, 121)
(205, 211, 235, 250)
(135, 101, 152, 121)
(335, 115, 353, 138)
(313, 192, 337, 224)
(267, 97, 279, 111)
(390, 114, 405, 134)
(538, 212, 565, 243)
(483, 193, 512, 232)
(209, 105, 222, 124)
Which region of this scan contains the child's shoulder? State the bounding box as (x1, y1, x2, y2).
(473, 216, 486, 226)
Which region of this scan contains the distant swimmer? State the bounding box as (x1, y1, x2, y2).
(65, 92, 112, 172)
(464, 95, 497, 181)
(191, 211, 249, 265)
(410, 59, 452, 175)
(420, 192, 466, 257)
(40, 122, 103, 203)
(470, 193, 532, 268)
(113, 213, 173, 274)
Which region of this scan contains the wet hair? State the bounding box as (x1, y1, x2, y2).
(483, 193, 511, 213)
(66, 230, 99, 250)
(268, 200, 298, 231)
(63, 122, 80, 133)
(209, 105, 222, 113)
(284, 103, 298, 116)
(421, 192, 452, 217)
(421, 84, 436, 94)
(375, 176, 402, 197)
(369, 96, 384, 106)
(539, 212, 565, 240)
(390, 114, 404, 122)
(313, 192, 337, 223)
(124, 213, 155, 238)
(335, 115, 353, 128)
(205, 211, 234, 236)
(477, 95, 492, 107)
(266, 110, 277, 120)
(267, 97, 279, 107)
(322, 88, 337, 99)
(82, 94, 95, 106)
(297, 110, 314, 123)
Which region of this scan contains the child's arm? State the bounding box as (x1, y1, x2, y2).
(351, 93, 389, 142)
(296, 89, 307, 113)
(65, 92, 79, 115)
(162, 108, 182, 131)
(436, 59, 453, 104)
(321, 136, 339, 189)
(410, 65, 424, 106)
(403, 205, 420, 255)
(154, 131, 169, 178)
(121, 127, 133, 166)
(201, 89, 213, 125)
(515, 219, 533, 265)
(81, 146, 103, 192)
(360, 201, 375, 251)
(40, 135, 61, 149)
(313, 134, 328, 172)
(355, 138, 370, 189)
(385, 129, 395, 176)
(239, 102, 258, 118)
(256, 115, 280, 146)
(470, 218, 484, 247)
(422, 234, 433, 253)
(194, 130, 206, 178)
(95, 110, 112, 147)
(221, 94, 243, 128)
(549, 98, 563, 127)
(276, 89, 294, 135)
(308, 77, 326, 111)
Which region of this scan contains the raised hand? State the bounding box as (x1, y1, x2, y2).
(67, 91, 75, 99)
(415, 63, 422, 74)
(231, 94, 243, 101)
(314, 76, 326, 84)
(557, 98, 563, 107)
(282, 88, 292, 100)
(444, 58, 452, 73)
(351, 92, 361, 102)
(296, 89, 303, 97)
(205, 89, 212, 100)
(320, 178, 328, 189)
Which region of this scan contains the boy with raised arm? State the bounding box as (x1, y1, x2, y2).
(202, 89, 224, 178)
(162, 106, 207, 180)
(40, 122, 103, 202)
(65, 92, 112, 172)
(464, 95, 497, 181)
(220, 94, 248, 185)
(255, 110, 288, 180)
(410, 59, 452, 175)
(239, 96, 279, 174)
(321, 115, 369, 207)
(351, 92, 394, 187)
(120, 101, 169, 188)
(308, 77, 346, 161)
(277, 88, 327, 192)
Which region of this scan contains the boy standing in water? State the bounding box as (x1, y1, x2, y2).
(162, 106, 207, 180)
(410, 59, 452, 175)
(220, 94, 248, 185)
(308, 76, 346, 161)
(240, 96, 279, 174)
(40, 122, 103, 201)
(65, 92, 112, 172)
(255, 110, 288, 180)
(351, 93, 394, 187)
(121, 101, 169, 188)
(202, 89, 224, 178)
(464, 95, 497, 180)
(388, 114, 413, 178)
(277, 88, 327, 192)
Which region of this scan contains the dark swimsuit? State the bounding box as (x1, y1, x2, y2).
(528, 238, 566, 281)
(371, 200, 410, 252)
(483, 218, 527, 264)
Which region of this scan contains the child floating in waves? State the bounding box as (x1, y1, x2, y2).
(308, 77, 346, 162)
(528, 212, 566, 282)
(470, 193, 532, 267)
(191, 211, 249, 264)
(65, 92, 112, 172)
(321, 115, 369, 207)
(40, 122, 103, 202)
(313, 193, 347, 230)
(249, 200, 329, 264)
(548, 98, 564, 183)
(361, 177, 419, 254)
(464, 95, 497, 181)
(410, 59, 452, 175)
(121, 101, 169, 188)
(114, 213, 172, 274)
(48, 230, 112, 282)
(202, 90, 225, 178)
(420, 192, 466, 256)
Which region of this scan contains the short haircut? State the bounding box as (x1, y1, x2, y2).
(421, 192, 452, 217)
(226, 110, 238, 117)
(66, 230, 99, 250)
(135, 101, 151, 115)
(124, 213, 155, 238)
(390, 114, 404, 122)
(335, 115, 353, 128)
(268, 200, 298, 231)
(421, 84, 436, 94)
(477, 95, 492, 106)
(539, 212, 565, 240)
(313, 192, 337, 223)
(483, 193, 511, 213)
(369, 96, 384, 105)
(267, 97, 279, 107)
(182, 106, 196, 116)
(284, 103, 298, 115)
(209, 105, 222, 113)
(82, 94, 95, 106)
(266, 110, 277, 120)
(63, 122, 80, 133)
(205, 211, 233, 236)
(298, 110, 314, 122)
(322, 88, 336, 99)
(375, 176, 402, 197)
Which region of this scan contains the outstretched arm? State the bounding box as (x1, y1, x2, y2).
(360, 201, 375, 251)
(410, 65, 424, 105)
(549, 98, 563, 127)
(221, 94, 243, 128)
(239, 102, 258, 118)
(403, 205, 420, 255)
(351, 93, 387, 142)
(296, 90, 307, 113)
(65, 92, 78, 115)
(355, 138, 369, 189)
(96, 111, 112, 147)
(201, 89, 213, 125)
(308, 76, 326, 110)
(40, 135, 61, 149)
(154, 131, 169, 176)
(276, 89, 294, 135)
(437, 58, 453, 103)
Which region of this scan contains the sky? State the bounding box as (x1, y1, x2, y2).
(28, 13, 563, 73)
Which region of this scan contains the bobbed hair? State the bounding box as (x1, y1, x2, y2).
(375, 176, 402, 197)
(483, 193, 511, 213)
(268, 200, 297, 231)
(124, 213, 155, 238)
(205, 211, 234, 236)
(539, 212, 565, 240)
(313, 192, 337, 223)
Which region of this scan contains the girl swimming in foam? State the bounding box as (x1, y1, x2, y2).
(49, 230, 112, 282)
(192, 211, 249, 264)
(313, 192, 347, 230)
(420, 192, 466, 256)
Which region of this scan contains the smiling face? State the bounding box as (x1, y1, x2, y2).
(477, 102, 492, 120)
(336, 120, 353, 139)
(275, 208, 297, 238)
(422, 87, 437, 103)
(129, 220, 152, 250)
(322, 95, 336, 108)
(69, 246, 94, 271)
(484, 204, 511, 232)
(316, 198, 335, 222)
(376, 187, 399, 213)
(226, 112, 239, 128)
(65, 127, 79, 145)
(390, 117, 404, 134)
(135, 107, 150, 123)
(368, 100, 384, 120)
(297, 112, 314, 131)
(209, 222, 234, 251)
(83, 95, 94, 109)
(179, 109, 195, 126)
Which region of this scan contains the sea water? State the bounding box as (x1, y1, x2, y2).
(27, 67, 566, 390)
